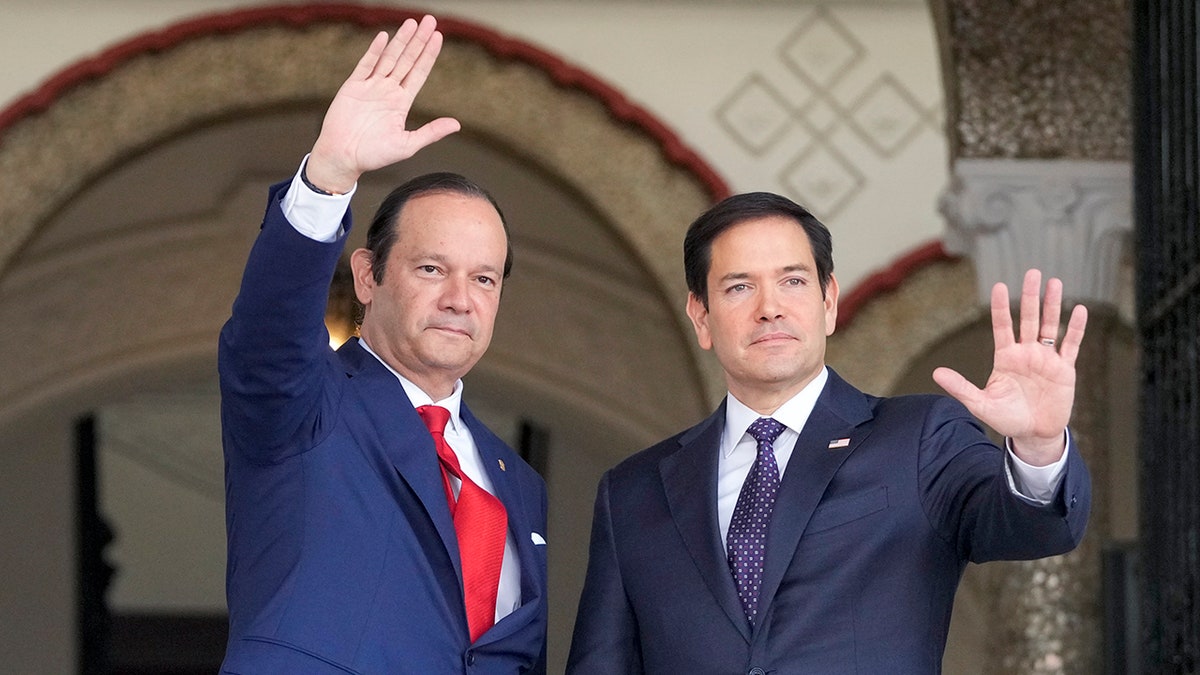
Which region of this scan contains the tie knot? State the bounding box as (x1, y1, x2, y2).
(747, 417, 785, 445)
(416, 405, 450, 435)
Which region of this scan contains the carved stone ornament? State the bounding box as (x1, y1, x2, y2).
(939, 158, 1132, 306)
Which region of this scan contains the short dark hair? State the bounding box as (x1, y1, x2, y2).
(683, 192, 833, 308)
(364, 172, 513, 283)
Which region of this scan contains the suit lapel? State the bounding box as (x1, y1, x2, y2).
(337, 340, 463, 581)
(461, 405, 530, 533)
(659, 402, 753, 644)
(756, 370, 875, 627)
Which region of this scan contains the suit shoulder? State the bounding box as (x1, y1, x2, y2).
(603, 421, 707, 482)
(510, 453, 549, 491)
(826, 370, 969, 422)
(477, 431, 547, 493)
(871, 391, 972, 422)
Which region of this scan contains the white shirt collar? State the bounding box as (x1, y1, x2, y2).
(722, 366, 829, 458)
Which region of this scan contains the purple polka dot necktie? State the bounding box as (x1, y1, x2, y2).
(727, 416, 786, 626)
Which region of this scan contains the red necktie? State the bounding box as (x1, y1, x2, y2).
(416, 405, 508, 643)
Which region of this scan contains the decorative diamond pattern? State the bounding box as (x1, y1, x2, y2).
(847, 74, 929, 157)
(713, 7, 941, 217)
(803, 98, 841, 134)
(780, 9, 865, 89)
(716, 75, 799, 155)
(780, 144, 865, 219)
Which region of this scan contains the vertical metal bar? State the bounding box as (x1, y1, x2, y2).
(1135, 0, 1200, 670)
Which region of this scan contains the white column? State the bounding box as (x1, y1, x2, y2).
(940, 157, 1125, 675)
(939, 159, 1132, 305)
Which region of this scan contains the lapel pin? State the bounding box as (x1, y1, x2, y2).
(828, 438, 850, 449)
(498, 459, 506, 471)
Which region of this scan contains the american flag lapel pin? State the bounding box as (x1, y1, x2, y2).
(498, 459, 507, 471)
(828, 438, 851, 449)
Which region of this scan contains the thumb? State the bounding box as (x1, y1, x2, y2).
(932, 367, 982, 410)
(403, 117, 462, 156)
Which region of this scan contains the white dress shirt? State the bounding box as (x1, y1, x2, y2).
(281, 157, 522, 624)
(716, 366, 1071, 544)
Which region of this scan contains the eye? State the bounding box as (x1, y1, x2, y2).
(785, 277, 803, 286)
(727, 283, 749, 294)
(476, 275, 497, 286)
(419, 264, 440, 274)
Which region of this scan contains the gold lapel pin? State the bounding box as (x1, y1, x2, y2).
(498, 459, 506, 471)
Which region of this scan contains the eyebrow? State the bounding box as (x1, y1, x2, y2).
(716, 264, 812, 284)
(413, 252, 502, 276)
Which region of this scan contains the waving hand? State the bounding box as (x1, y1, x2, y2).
(932, 269, 1089, 466)
(305, 15, 461, 193)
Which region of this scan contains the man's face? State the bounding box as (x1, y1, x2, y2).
(686, 215, 838, 411)
(351, 192, 507, 399)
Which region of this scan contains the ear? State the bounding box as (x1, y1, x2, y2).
(686, 292, 713, 351)
(824, 273, 840, 337)
(349, 248, 376, 306)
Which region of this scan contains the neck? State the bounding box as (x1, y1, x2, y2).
(357, 336, 458, 401)
(408, 376, 456, 402)
(728, 370, 823, 416)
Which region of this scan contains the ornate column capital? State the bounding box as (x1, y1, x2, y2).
(939, 158, 1131, 306)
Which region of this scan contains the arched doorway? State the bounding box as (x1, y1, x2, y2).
(0, 6, 723, 671)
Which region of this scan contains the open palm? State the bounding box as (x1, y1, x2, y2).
(306, 15, 461, 192)
(932, 269, 1088, 464)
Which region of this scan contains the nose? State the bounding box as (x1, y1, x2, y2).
(440, 274, 471, 313)
(756, 285, 783, 322)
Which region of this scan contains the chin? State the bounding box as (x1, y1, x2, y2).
(755, 366, 811, 385)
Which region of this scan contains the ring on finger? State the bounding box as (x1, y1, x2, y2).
(1039, 336, 1056, 346)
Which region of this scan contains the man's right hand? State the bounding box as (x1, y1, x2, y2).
(305, 15, 461, 194)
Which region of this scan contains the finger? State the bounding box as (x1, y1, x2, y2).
(1018, 268, 1043, 344)
(404, 116, 462, 155)
(1057, 304, 1088, 366)
(371, 18, 421, 79)
(349, 32, 390, 82)
(1040, 276, 1063, 343)
(386, 15, 438, 82)
(399, 27, 445, 93)
(932, 367, 983, 411)
(990, 281, 1016, 350)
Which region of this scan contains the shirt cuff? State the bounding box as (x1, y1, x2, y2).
(1004, 430, 1071, 504)
(281, 154, 356, 243)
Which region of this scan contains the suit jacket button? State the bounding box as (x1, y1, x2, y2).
(466, 652, 476, 666)
(748, 668, 766, 675)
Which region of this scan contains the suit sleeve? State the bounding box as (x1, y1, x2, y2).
(566, 472, 644, 675)
(218, 180, 353, 463)
(917, 396, 1091, 563)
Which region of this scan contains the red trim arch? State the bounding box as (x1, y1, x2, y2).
(0, 2, 729, 202)
(837, 241, 959, 329)
(0, 2, 956, 328)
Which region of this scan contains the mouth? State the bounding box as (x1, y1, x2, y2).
(428, 325, 472, 339)
(750, 331, 796, 346)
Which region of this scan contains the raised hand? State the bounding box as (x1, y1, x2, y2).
(931, 269, 1089, 465)
(305, 15, 461, 193)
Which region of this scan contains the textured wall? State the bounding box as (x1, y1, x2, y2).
(935, 0, 1131, 159)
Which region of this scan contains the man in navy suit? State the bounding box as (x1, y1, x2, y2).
(568, 192, 1091, 673)
(218, 16, 546, 674)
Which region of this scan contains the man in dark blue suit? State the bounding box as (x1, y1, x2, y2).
(219, 16, 546, 674)
(568, 193, 1091, 674)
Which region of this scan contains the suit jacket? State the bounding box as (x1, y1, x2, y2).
(218, 182, 548, 674)
(567, 369, 1090, 674)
